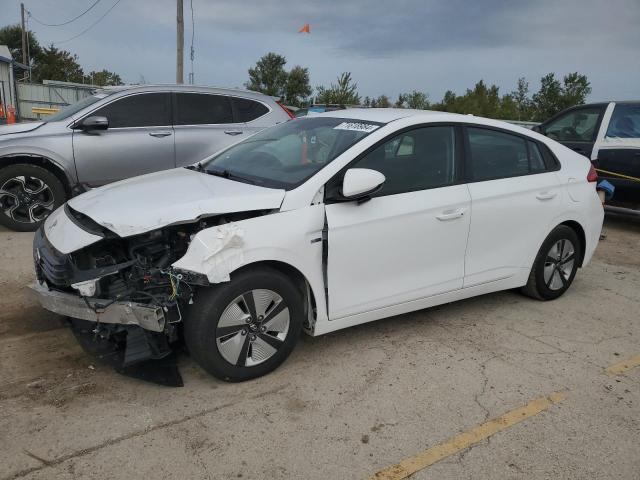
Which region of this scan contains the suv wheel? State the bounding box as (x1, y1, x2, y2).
(185, 266, 303, 382)
(0, 164, 66, 232)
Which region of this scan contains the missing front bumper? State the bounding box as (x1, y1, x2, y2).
(27, 282, 166, 333)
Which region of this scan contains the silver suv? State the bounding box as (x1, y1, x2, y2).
(0, 85, 292, 231)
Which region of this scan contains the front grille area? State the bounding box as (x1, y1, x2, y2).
(33, 228, 76, 287)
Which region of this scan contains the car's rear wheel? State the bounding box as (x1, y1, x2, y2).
(184, 266, 303, 382)
(0, 164, 66, 232)
(522, 225, 581, 300)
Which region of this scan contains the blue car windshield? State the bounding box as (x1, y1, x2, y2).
(203, 117, 383, 190)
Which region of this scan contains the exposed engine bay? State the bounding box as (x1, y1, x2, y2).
(33, 207, 271, 386)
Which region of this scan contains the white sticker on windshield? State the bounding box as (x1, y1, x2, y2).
(333, 122, 380, 133)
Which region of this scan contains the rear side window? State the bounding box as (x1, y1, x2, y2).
(175, 93, 234, 125)
(93, 93, 171, 128)
(528, 141, 546, 173)
(233, 97, 269, 122)
(467, 128, 537, 181)
(606, 103, 640, 138)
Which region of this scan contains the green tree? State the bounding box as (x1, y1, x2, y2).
(315, 72, 360, 105)
(560, 72, 591, 110)
(285, 65, 312, 107)
(511, 77, 532, 120)
(396, 90, 429, 109)
(375, 94, 390, 108)
(246, 52, 288, 97)
(31, 45, 84, 83)
(84, 69, 123, 86)
(0, 24, 42, 63)
(531, 73, 563, 120)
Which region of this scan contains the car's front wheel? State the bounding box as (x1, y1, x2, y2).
(0, 164, 66, 232)
(522, 225, 581, 300)
(185, 266, 303, 382)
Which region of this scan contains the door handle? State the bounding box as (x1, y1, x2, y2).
(536, 191, 557, 201)
(436, 208, 466, 221)
(148, 131, 172, 138)
(224, 130, 244, 136)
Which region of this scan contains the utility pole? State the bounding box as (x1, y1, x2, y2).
(20, 3, 27, 79)
(176, 0, 184, 84)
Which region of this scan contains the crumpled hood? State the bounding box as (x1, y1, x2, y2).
(67, 168, 286, 237)
(0, 121, 45, 136)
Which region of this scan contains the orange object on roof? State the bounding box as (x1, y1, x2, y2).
(298, 23, 310, 33)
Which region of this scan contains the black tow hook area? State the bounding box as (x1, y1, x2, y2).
(68, 318, 184, 387)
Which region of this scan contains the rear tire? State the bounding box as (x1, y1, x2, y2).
(184, 266, 303, 382)
(521, 225, 581, 301)
(0, 164, 66, 232)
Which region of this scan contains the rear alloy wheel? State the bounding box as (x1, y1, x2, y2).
(522, 225, 581, 300)
(185, 267, 303, 381)
(0, 164, 66, 232)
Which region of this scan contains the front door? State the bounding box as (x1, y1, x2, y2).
(73, 92, 175, 186)
(540, 105, 605, 158)
(325, 125, 471, 320)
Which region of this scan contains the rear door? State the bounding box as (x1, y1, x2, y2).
(594, 102, 640, 204)
(540, 105, 606, 158)
(173, 92, 244, 167)
(463, 126, 562, 287)
(73, 92, 175, 186)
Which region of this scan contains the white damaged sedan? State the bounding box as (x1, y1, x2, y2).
(30, 109, 604, 382)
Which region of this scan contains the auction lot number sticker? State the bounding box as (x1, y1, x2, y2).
(333, 122, 380, 133)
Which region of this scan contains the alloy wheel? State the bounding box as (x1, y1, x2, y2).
(0, 175, 55, 224)
(215, 289, 290, 367)
(543, 239, 576, 291)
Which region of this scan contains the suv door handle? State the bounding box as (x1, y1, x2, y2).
(436, 208, 466, 221)
(536, 191, 557, 201)
(148, 131, 172, 138)
(224, 130, 243, 136)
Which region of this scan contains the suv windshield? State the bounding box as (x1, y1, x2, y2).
(46, 93, 111, 122)
(203, 117, 383, 189)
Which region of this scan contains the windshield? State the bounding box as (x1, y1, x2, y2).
(203, 117, 383, 189)
(46, 93, 111, 122)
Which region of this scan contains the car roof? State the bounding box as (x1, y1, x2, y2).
(96, 84, 276, 101)
(313, 108, 465, 123)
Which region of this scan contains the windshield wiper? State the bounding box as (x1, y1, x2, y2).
(206, 168, 258, 185)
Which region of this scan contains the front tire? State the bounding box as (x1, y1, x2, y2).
(184, 266, 303, 382)
(522, 225, 581, 300)
(0, 164, 66, 232)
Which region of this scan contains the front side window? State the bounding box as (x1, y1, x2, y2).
(354, 126, 456, 196)
(175, 93, 234, 125)
(606, 103, 640, 138)
(543, 108, 601, 142)
(467, 128, 531, 181)
(92, 93, 171, 128)
(47, 93, 111, 122)
(204, 117, 382, 189)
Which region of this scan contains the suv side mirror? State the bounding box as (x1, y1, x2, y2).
(77, 116, 109, 131)
(341, 168, 385, 200)
(532, 125, 543, 134)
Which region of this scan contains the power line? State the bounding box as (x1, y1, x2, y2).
(28, 0, 102, 27)
(52, 0, 124, 45)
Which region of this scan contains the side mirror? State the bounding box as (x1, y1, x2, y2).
(77, 115, 109, 131)
(341, 168, 385, 200)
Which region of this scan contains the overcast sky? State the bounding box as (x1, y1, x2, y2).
(4, 0, 640, 102)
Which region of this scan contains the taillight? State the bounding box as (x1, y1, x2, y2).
(277, 101, 295, 119)
(587, 164, 598, 183)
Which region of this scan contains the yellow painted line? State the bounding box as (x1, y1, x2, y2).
(368, 391, 566, 480)
(605, 354, 640, 376)
(596, 168, 640, 182)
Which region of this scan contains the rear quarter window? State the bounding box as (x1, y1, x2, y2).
(233, 97, 269, 122)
